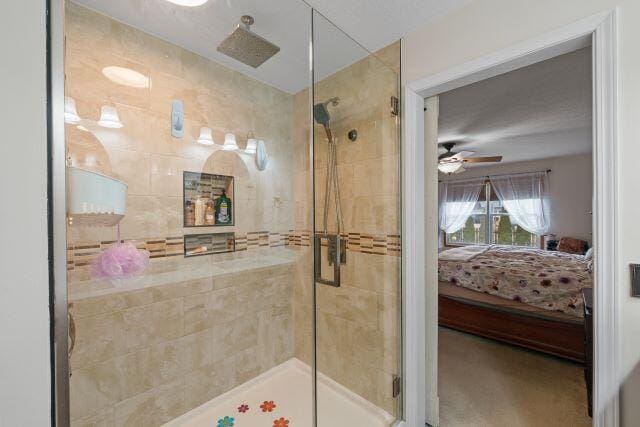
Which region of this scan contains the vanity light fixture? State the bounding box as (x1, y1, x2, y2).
(245, 133, 257, 154)
(102, 66, 150, 89)
(222, 133, 239, 151)
(165, 0, 209, 6)
(98, 105, 123, 129)
(197, 127, 215, 145)
(64, 97, 81, 124)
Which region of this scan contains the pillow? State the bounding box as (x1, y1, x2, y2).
(557, 237, 589, 255)
(584, 247, 594, 261)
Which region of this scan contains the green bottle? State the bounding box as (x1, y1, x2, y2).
(215, 189, 232, 225)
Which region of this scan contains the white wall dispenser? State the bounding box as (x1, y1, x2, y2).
(67, 167, 127, 227)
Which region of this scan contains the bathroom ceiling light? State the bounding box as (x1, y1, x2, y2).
(102, 66, 150, 89)
(98, 106, 123, 129)
(65, 97, 81, 124)
(223, 133, 239, 151)
(245, 137, 257, 154)
(197, 127, 215, 145)
(165, 0, 209, 6)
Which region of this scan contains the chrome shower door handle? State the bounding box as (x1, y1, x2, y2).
(314, 234, 341, 287)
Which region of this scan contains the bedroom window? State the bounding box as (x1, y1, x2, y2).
(445, 182, 539, 247)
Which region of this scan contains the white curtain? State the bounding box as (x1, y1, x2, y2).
(490, 171, 550, 235)
(439, 178, 485, 234)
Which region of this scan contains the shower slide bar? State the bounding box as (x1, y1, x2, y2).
(313, 234, 346, 287)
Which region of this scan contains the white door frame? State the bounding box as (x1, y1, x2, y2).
(402, 10, 619, 427)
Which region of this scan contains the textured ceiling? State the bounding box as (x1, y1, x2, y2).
(71, 0, 468, 93)
(303, 0, 471, 52)
(438, 47, 593, 166)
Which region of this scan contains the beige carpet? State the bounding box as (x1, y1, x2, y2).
(438, 327, 592, 427)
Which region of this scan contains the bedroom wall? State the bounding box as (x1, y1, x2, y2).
(441, 154, 593, 243)
(405, 0, 640, 423)
(0, 2, 51, 425)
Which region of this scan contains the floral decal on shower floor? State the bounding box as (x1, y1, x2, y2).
(216, 416, 234, 427)
(218, 399, 291, 426)
(260, 400, 277, 412)
(273, 417, 290, 427)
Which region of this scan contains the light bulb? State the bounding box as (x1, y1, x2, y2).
(97, 106, 123, 129)
(102, 66, 149, 89)
(64, 97, 81, 124)
(165, 0, 208, 6)
(222, 133, 239, 151)
(197, 127, 215, 145)
(245, 138, 257, 154)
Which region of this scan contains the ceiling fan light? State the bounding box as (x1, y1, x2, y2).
(438, 161, 463, 175)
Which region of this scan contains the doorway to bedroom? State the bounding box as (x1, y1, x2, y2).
(433, 46, 594, 426)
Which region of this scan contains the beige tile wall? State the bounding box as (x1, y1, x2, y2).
(292, 42, 402, 416)
(68, 261, 295, 426)
(66, 2, 402, 422)
(65, 3, 295, 245)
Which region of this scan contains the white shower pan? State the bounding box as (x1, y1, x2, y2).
(165, 359, 394, 427)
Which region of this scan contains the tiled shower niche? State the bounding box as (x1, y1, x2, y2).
(184, 232, 235, 257)
(183, 171, 234, 227)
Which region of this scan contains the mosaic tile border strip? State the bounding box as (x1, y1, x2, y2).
(67, 230, 401, 270)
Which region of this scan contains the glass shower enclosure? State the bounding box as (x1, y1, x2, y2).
(58, 1, 401, 425)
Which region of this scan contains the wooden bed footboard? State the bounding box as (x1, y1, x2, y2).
(439, 294, 586, 363)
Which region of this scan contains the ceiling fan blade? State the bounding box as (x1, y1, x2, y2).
(451, 150, 475, 160)
(463, 156, 503, 163)
(453, 165, 466, 174)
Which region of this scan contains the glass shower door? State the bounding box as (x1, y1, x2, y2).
(312, 10, 402, 426)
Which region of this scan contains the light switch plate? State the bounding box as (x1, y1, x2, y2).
(631, 264, 640, 297)
(171, 100, 184, 138)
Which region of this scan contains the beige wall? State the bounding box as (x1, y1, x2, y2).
(442, 154, 594, 242)
(0, 2, 51, 426)
(65, 3, 295, 246)
(404, 0, 640, 423)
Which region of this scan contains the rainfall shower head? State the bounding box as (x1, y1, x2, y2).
(217, 15, 281, 68)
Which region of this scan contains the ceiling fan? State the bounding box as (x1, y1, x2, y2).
(438, 142, 503, 174)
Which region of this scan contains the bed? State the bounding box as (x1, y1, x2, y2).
(438, 245, 593, 362)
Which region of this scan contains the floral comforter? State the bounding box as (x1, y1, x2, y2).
(438, 245, 592, 317)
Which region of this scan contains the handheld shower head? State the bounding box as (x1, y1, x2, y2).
(313, 103, 331, 126)
(313, 97, 340, 142)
